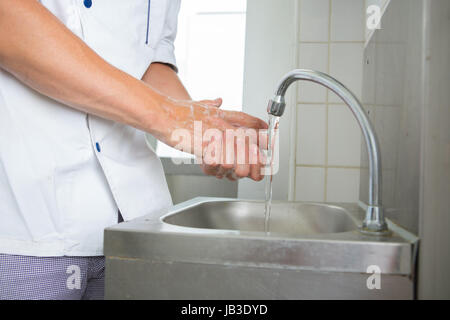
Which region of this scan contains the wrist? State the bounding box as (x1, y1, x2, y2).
(138, 90, 178, 142)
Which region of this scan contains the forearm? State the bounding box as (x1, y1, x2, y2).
(142, 62, 191, 100)
(0, 0, 168, 135)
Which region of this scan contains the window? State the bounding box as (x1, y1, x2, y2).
(156, 0, 247, 158)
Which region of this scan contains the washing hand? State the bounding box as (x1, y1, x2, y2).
(150, 95, 268, 182)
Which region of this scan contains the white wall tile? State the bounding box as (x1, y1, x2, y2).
(295, 167, 325, 201)
(331, 0, 365, 41)
(326, 168, 360, 202)
(328, 105, 362, 166)
(365, 0, 390, 40)
(296, 105, 327, 165)
(362, 43, 376, 105)
(299, 0, 330, 42)
(297, 43, 329, 102)
(329, 43, 364, 103)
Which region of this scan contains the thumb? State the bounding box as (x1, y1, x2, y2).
(199, 98, 223, 108)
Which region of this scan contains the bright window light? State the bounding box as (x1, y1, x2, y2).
(156, 0, 247, 159)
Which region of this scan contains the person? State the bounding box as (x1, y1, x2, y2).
(0, 0, 267, 300)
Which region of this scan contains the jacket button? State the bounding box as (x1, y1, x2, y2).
(95, 142, 101, 152)
(83, 0, 92, 8)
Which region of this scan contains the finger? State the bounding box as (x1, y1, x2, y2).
(201, 164, 219, 176)
(214, 166, 227, 179)
(259, 130, 269, 151)
(235, 163, 250, 178)
(233, 138, 250, 178)
(249, 144, 264, 181)
(198, 98, 223, 108)
(220, 110, 268, 130)
(225, 170, 237, 181)
(249, 163, 264, 181)
(259, 147, 267, 167)
(205, 119, 236, 170)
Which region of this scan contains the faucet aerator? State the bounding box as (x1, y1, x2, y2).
(267, 95, 286, 117)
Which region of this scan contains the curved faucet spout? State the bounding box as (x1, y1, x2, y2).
(268, 69, 388, 234)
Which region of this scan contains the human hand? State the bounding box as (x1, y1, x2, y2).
(153, 96, 268, 181)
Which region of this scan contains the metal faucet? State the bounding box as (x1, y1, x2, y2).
(267, 69, 388, 234)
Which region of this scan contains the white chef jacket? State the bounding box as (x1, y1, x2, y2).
(0, 0, 178, 256)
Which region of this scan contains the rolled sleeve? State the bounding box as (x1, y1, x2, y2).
(152, 0, 181, 72)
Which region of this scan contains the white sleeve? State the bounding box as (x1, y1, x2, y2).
(152, 0, 181, 72)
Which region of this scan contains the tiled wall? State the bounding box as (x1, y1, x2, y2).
(294, 0, 366, 203)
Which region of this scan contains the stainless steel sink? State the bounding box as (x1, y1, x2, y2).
(104, 197, 419, 300)
(163, 201, 358, 235)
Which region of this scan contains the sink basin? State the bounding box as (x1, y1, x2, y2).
(163, 201, 358, 235)
(104, 197, 419, 300)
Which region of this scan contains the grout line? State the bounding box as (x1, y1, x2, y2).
(296, 164, 362, 170)
(323, 0, 332, 202)
(298, 102, 327, 105)
(371, 104, 403, 108)
(298, 102, 373, 107)
(297, 102, 350, 106)
(299, 40, 366, 44)
(297, 164, 395, 172)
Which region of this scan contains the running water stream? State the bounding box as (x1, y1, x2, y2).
(264, 114, 280, 233)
